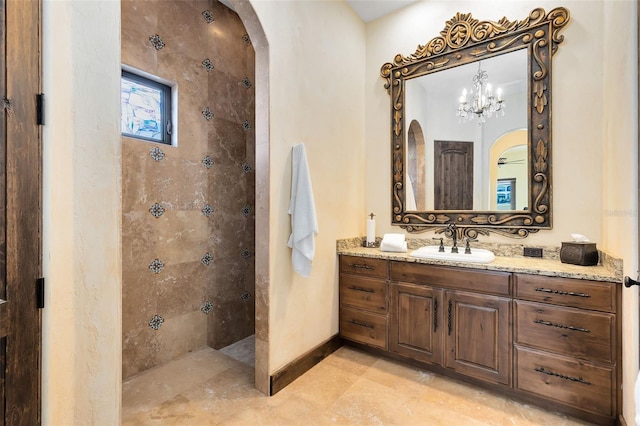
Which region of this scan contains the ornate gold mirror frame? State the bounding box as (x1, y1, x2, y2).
(381, 7, 570, 238)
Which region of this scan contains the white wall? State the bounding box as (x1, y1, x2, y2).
(42, 0, 122, 424)
(601, 1, 638, 423)
(248, 0, 366, 372)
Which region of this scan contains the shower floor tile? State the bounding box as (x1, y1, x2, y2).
(219, 334, 255, 367)
(122, 346, 596, 425)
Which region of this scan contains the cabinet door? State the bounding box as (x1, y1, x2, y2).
(390, 282, 443, 365)
(444, 290, 511, 385)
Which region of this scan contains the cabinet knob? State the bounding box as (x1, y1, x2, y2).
(624, 276, 640, 287)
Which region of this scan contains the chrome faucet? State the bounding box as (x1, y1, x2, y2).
(447, 223, 458, 253)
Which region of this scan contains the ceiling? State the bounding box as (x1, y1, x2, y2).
(219, 0, 419, 23)
(345, 0, 419, 22)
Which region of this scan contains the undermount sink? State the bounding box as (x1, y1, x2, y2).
(409, 246, 496, 264)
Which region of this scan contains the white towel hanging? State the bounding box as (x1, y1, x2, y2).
(287, 143, 318, 277)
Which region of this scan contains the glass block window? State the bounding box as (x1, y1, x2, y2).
(121, 70, 172, 145)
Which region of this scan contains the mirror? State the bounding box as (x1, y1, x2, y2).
(381, 7, 570, 238)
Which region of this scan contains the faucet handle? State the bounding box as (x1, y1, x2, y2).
(464, 238, 478, 254)
(433, 237, 445, 252)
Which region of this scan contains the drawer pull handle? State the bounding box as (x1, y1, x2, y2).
(350, 263, 375, 270)
(533, 319, 590, 333)
(447, 300, 452, 336)
(347, 285, 375, 293)
(349, 319, 374, 329)
(534, 287, 591, 298)
(534, 367, 592, 385)
(433, 298, 438, 332)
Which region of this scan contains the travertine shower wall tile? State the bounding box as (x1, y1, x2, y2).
(156, 211, 208, 264)
(156, 310, 208, 363)
(122, 0, 255, 379)
(121, 0, 159, 71)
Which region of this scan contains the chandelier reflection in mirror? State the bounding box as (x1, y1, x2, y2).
(456, 63, 505, 124)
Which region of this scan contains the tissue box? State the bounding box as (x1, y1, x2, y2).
(560, 242, 599, 266)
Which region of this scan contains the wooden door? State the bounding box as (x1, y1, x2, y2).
(1, 0, 43, 424)
(390, 282, 443, 365)
(444, 290, 511, 386)
(434, 141, 473, 210)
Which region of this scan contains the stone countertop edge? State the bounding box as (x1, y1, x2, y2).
(336, 238, 623, 283)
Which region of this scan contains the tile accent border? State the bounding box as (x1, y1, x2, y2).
(269, 334, 342, 395)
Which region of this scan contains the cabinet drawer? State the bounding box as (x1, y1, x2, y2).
(340, 307, 387, 350)
(515, 274, 616, 313)
(340, 255, 387, 279)
(390, 262, 511, 296)
(515, 346, 615, 417)
(340, 274, 387, 312)
(515, 301, 615, 364)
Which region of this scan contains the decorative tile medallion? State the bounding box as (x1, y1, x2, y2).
(241, 291, 251, 301)
(149, 34, 165, 50)
(202, 155, 214, 168)
(242, 120, 251, 131)
(149, 258, 164, 274)
(241, 248, 251, 259)
(150, 147, 165, 161)
(149, 314, 164, 330)
(202, 204, 213, 217)
(242, 34, 251, 45)
(149, 203, 165, 218)
(242, 163, 252, 174)
(202, 107, 214, 121)
(202, 10, 214, 24)
(241, 205, 252, 217)
(201, 301, 213, 314)
(202, 58, 214, 72)
(201, 252, 213, 266)
(241, 78, 252, 89)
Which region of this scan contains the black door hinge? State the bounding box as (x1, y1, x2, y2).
(36, 93, 44, 125)
(36, 277, 45, 309)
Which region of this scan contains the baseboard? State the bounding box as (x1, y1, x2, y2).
(618, 414, 627, 426)
(269, 334, 343, 395)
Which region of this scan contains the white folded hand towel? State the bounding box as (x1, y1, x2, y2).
(380, 233, 407, 252)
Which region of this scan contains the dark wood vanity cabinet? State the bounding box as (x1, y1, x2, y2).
(513, 274, 620, 421)
(339, 256, 388, 350)
(338, 255, 621, 425)
(389, 261, 512, 386)
(444, 290, 511, 386)
(390, 282, 443, 365)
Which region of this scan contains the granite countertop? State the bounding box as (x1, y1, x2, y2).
(337, 241, 623, 283)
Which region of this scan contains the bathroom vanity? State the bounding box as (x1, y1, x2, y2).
(338, 250, 622, 425)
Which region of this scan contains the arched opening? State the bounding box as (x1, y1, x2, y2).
(407, 120, 426, 210)
(119, 0, 270, 397)
(489, 129, 527, 210)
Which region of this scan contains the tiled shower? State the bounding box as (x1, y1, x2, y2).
(121, 0, 256, 379)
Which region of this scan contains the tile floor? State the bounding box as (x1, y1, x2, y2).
(122, 344, 595, 425)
